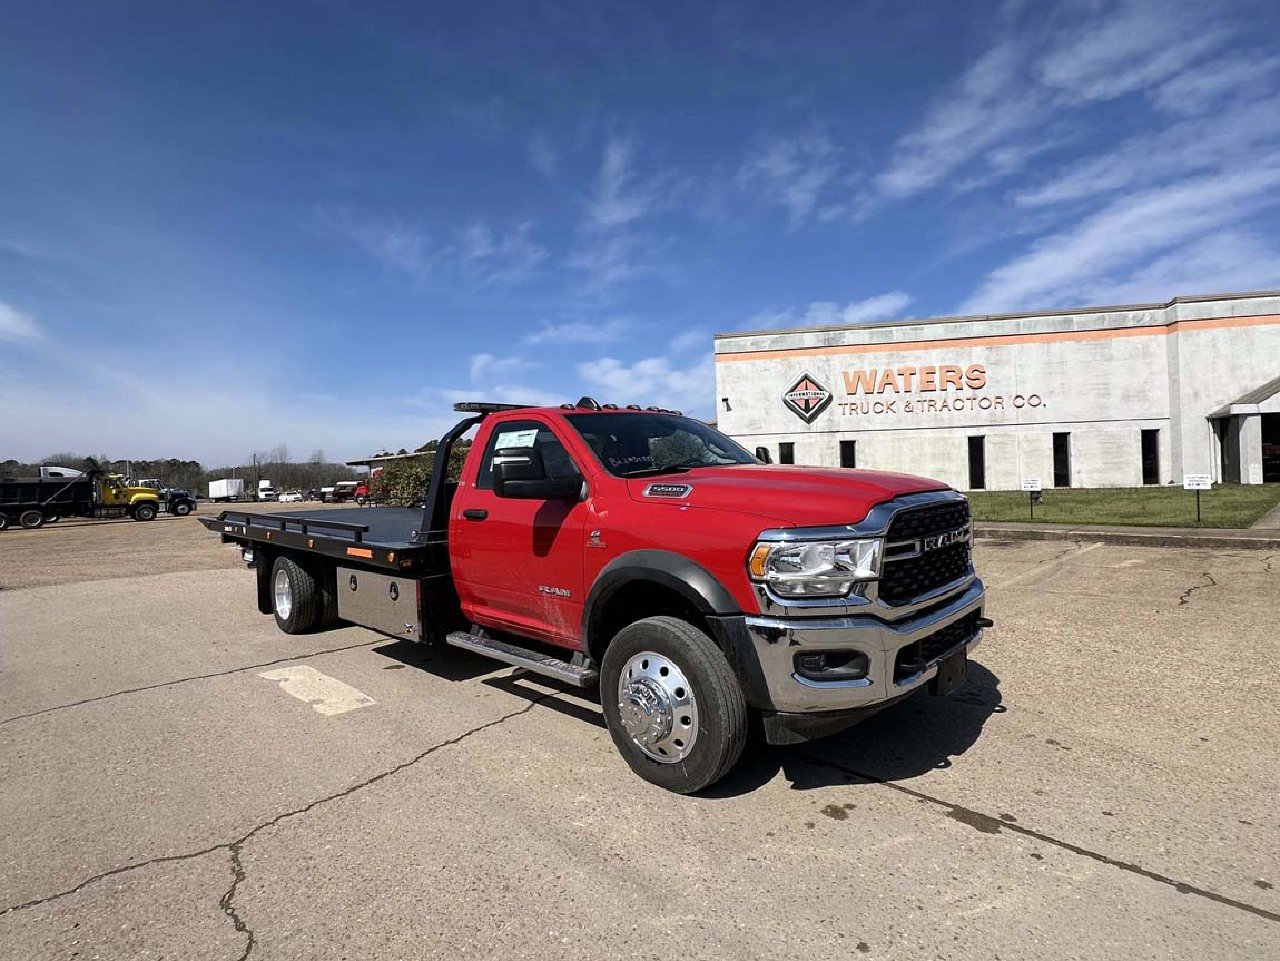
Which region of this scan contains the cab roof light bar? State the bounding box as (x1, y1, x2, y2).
(459, 398, 683, 416)
(451, 402, 532, 414)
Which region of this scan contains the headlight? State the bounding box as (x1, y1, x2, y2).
(747, 538, 881, 598)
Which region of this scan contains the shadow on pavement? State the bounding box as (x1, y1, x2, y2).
(371, 638, 1002, 797)
(704, 661, 1005, 799)
(372, 638, 503, 682)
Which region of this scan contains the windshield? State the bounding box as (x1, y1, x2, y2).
(565, 412, 755, 478)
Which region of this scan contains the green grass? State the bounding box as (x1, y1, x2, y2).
(967, 484, 1280, 529)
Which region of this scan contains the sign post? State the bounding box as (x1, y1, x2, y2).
(1183, 473, 1211, 526)
(1020, 477, 1042, 520)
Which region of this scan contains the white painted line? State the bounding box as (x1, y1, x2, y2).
(258, 666, 376, 716)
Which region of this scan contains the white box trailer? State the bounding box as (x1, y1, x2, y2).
(209, 478, 245, 502)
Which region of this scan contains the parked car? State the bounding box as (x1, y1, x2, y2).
(277, 490, 304, 503)
(303, 489, 324, 501)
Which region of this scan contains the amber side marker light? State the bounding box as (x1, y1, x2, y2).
(748, 544, 771, 579)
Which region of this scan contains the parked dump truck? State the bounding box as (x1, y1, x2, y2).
(201, 399, 988, 793)
(0, 462, 163, 530)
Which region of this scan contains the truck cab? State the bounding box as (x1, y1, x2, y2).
(97, 474, 162, 520)
(203, 400, 987, 793)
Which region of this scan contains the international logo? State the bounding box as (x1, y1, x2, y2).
(782, 373, 833, 423)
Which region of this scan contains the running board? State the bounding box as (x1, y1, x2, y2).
(444, 631, 598, 688)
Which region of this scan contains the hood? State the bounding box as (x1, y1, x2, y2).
(625, 464, 950, 528)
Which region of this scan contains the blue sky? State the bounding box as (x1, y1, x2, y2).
(2, 0, 1279, 464)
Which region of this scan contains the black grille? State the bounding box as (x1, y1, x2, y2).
(879, 501, 972, 606)
(885, 500, 970, 541)
(894, 611, 981, 682)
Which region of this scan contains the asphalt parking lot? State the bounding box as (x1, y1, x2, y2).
(1, 513, 1276, 960)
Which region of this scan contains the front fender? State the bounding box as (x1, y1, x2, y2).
(582, 549, 739, 647)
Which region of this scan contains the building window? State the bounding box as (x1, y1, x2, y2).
(839, 440, 857, 469)
(1141, 429, 1160, 485)
(1052, 432, 1071, 488)
(967, 436, 986, 490)
(778, 442, 795, 464)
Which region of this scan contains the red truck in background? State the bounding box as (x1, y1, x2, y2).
(202, 399, 988, 793)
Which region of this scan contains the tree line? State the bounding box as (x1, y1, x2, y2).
(1, 446, 361, 495)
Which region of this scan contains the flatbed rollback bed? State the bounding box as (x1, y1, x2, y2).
(202, 400, 989, 793)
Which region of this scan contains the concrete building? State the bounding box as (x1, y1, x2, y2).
(715, 291, 1280, 490)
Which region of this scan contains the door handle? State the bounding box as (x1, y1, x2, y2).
(462, 508, 488, 521)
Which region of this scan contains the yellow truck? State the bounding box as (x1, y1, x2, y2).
(0, 464, 162, 530)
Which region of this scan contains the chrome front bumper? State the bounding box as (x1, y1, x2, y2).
(742, 578, 985, 713)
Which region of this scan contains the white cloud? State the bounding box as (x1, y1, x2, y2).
(871, 2, 1255, 204)
(524, 318, 629, 345)
(669, 328, 708, 354)
(1150, 55, 1280, 115)
(876, 39, 1042, 200)
(458, 221, 548, 285)
(749, 291, 913, 330)
(0, 301, 43, 344)
(737, 131, 844, 227)
(328, 210, 433, 281)
(1012, 98, 1280, 208)
(578, 352, 714, 417)
(468, 352, 532, 382)
(0, 352, 453, 465)
(527, 134, 558, 178)
(567, 232, 669, 295)
(1067, 229, 1280, 307)
(1038, 2, 1229, 103)
(960, 164, 1280, 312)
(587, 138, 661, 228)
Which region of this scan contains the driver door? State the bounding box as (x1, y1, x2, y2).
(451, 418, 589, 646)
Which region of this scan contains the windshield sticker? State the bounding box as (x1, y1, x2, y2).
(494, 428, 538, 450)
(643, 483, 693, 499)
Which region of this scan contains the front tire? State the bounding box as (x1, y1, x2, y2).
(272, 556, 318, 634)
(173, 501, 192, 516)
(600, 616, 748, 794)
(133, 503, 158, 521)
(19, 510, 45, 530)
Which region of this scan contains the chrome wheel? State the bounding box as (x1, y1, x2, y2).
(617, 650, 699, 763)
(274, 569, 294, 620)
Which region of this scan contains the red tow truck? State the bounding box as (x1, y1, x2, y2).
(201, 399, 988, 793)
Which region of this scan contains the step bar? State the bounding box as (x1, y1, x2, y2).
(444, 630, 598, 688)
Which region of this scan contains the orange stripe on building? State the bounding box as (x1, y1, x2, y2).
(715, 313, 1280, 363)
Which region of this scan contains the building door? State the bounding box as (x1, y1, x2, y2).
(967, 436, 986, 490)
(1264, 414, 1280, 483)
(1052, 433, 1071, 488)
(839, 440, 857, 469)
(1141, 429, 1160, 485)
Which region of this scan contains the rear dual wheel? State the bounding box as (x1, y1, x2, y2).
(0, 514, 11, 531)
(19, 510, 45, 530)
(600, 616, 748, 795)
(270, 556, 341, 634)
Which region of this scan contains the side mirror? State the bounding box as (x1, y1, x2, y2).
(492, 447, 583, 500)
(754, 446, 772, 464)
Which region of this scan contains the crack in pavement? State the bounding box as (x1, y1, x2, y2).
(218, 843, 254, 961)
(1178, 571, 1218, 606)
(797, 752, 1280, 925)
(0, 693, 552, 934)
(0, 639, 386, 727)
